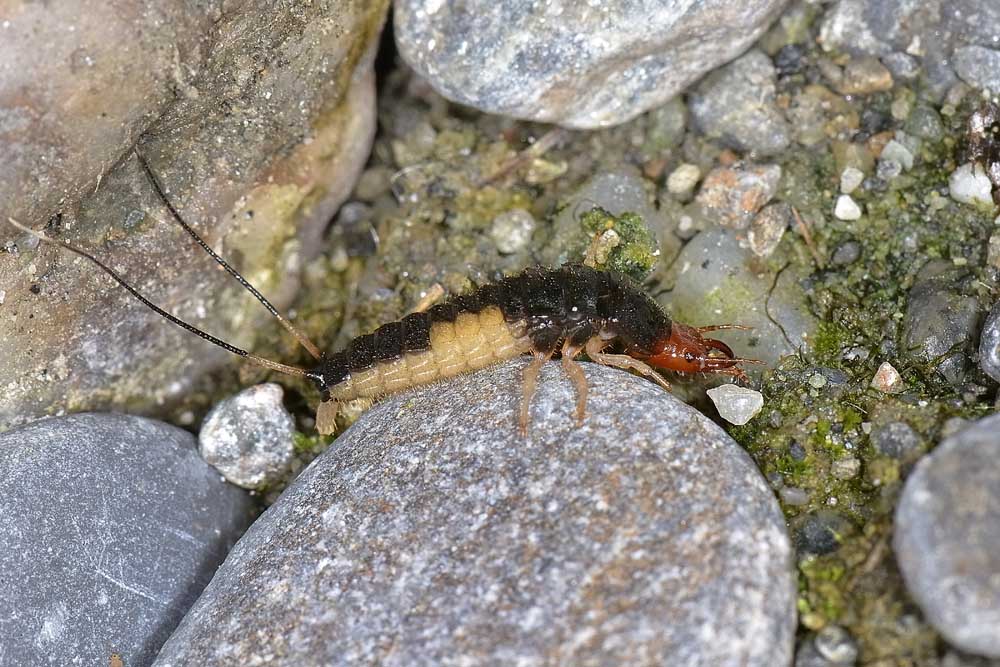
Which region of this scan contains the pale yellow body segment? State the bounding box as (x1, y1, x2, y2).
(326, 306, 530, 404)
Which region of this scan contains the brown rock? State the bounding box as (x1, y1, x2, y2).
(0, 0, 389, 431)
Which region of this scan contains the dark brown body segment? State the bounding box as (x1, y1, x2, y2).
(311, 265, 672, 398)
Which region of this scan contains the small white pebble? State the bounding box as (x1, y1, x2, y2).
(707, 384, 764, 426)
(949, 162, 994, 206)
(0, 289, 5, 305)
(840, 167, 865, 194)
(871, 361, 904, 393)
(834, 194, 862, 221)
(666, 163, 701, 197)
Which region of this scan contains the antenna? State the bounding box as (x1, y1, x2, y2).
(133, 150, 323, 360)
(6, 217, 322, 383)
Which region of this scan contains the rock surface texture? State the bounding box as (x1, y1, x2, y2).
(394, 0, 791, 128)
(895, 414, 1000, 658)
(199, 383, 296, 489)
(0, 0, 389, 431)
(155, 360, 796, 667)
(0, 413, 256, 666)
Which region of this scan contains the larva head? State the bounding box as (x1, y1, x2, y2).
(640, 323, 743, 375)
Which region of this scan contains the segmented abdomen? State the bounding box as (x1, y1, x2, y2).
(313, 265, 671, 401)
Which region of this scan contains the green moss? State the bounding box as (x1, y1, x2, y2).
(292, 430, 331, 455)
(577, 207, 658, 281)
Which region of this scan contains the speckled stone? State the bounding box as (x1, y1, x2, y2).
(394, 0, 790, 129)
(696, 163, 782, 230)
(0, 413, 255, 666)
(199, 383, 296, 489)
(689, 50, 791, 157)
(895, 413, 1000, 658)
(954, 45, 1000, 93)
(155, 360, 796, 667)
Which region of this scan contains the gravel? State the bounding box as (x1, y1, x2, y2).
(950, 162, 995, 206)
(834, 195, 862, 221)
(696, 163, 783, 229)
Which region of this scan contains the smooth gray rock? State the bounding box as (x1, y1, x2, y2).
(979, 301, 1000, 382)
(667, 228, 816, 367)
(895, 413, 1000, 658)
(394, 0, 790, 128)
(155, 360, 796, 667)
(0, 413, 256, 667)
(870, 421, 924, 463)
(199, 383, 296, 489)
(902, 262, 981, 385)
(689, 50, 791, 157)
(953, 45, 1000, 93)
(818, 0, 1000, 56)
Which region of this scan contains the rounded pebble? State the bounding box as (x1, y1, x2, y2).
(490, 208, 537, 254)
(689, 49, 791, 157)
(953, 45, 1000, 93)
(978, 300, 1000, 383)
(154, 361, 796, 667)
(895, 412, 1000, 657)
(871, 361, 904, 393)
(748, 202, 791, 257)
(840, 167, 865, 194)
(666, 163, 702, 198)
(834, 194, 862, 221)
(881, 139, 914, 171)
(199, 383, 296, 489)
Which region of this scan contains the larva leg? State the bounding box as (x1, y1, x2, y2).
(410, 283, 445, 314)
(561, 341, 588, 425)
(584, 337, 673, 392)
(316, 400, 340, 436)
(696, 324, 753, 333)
(520, 349, 555, 436)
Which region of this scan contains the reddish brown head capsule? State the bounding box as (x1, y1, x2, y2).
(637, 323, 753, 381)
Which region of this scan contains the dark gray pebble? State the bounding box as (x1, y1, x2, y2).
(0, 413, 256, 666)
(978, 300, 1000, 383)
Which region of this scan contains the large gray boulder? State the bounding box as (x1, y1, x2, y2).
(395, 0, 790, 128)
(156, 360, 795, 667)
